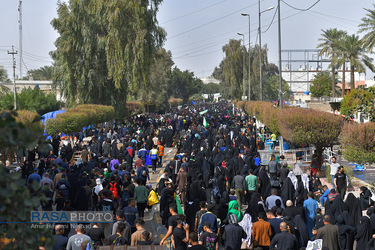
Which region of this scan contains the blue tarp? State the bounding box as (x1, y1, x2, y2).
(41, 110, 67, 140)
(41, 110, 67, 124)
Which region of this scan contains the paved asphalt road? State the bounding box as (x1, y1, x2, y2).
(142, 147, 177, 248)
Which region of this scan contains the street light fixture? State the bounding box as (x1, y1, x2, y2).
(241, 13, 251, 101)
(258, 2, 275, 101)
(238, 32, 245, 100)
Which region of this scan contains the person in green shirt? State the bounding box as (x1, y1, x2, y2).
(271, 133, 277, 149)
(134, 179, 148, 219)
(245, 169, 258, 204)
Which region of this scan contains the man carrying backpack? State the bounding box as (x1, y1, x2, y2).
(136, 161, 149, 185)
(150, 145, 158, 174)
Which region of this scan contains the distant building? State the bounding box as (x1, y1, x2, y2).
(199, 76, 220, 84)
(281, 49, 365, 95)
(0, 80, 63, 101)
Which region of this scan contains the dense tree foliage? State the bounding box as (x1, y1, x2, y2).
(341, 122, 375, 163)
(237, 101, 344, 166)
(310, 72, 332, 98)
(139, 49, 174, 110)
(202, 82, 220, 94)
(263, 75, 290, 101)
(51, 0, 166, 118)
(340, 87, 375, 122)
(0, 110, 52, 249)
(171, 67, 203, 104)
(0, 87, 61, 115)
(214, 41, 288, 101)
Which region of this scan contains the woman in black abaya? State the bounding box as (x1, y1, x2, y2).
(360, 186, 373, 210)
(355, 216, 372, 250)
(345, 193, 362, 227)
(280, 177, 296, 207)
(245, 192, 265, 223)
(293, 214, 309, 248)
(258, 167, 271, 200)
(336, 214, 355, 250)
(330, 195, 349, 224)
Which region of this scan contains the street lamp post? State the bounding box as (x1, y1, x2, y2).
(238, 33, 245, 99)
(241, 13, 251, 101)
(278, 0, 283, 108)
(258, 1, 274, 101)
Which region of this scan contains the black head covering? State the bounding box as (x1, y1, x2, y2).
(345, 193, 362, 226)
(356, 216, 372, 250)
(293, 214, 309, 248)
(330, 195, 349, 224)
(280, 178, 296, 207)
(245, 192, 263, 223)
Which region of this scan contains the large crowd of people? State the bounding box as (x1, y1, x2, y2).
(16, 101, 375, 249)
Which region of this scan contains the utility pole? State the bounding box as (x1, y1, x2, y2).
(238, 33, 245, 99)
(278, 0, 283, 109)
(258, 0, 262, 101)
(8, 46, 18, 110)
(241, 13, 251, 101)
(18, 0, 23, 79)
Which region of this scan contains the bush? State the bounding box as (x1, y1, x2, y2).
(0, 87, 61, 115)
(340, 122, 375, 164)
(241, 101, 281, 136)
(45, 104, 115, 136)
(340, 88, 373, 119)
(238, 101, 344, 167)
(125, 101, 144, 116)
(169, 98, 183, 107)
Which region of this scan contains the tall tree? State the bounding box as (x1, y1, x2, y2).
(220, 39, 244, 99)
(140, 48, 174, 110)
(171, 67, 203, 104)
(51, 0, 166, 117)
(358, 4, 375, 53)
(0, 66, 10, 96)
(310, 72, 332, 98)
(339, 34, 375, 89)
(317, 28, 347, 97)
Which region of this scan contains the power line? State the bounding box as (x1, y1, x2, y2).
(281, 0, 320, 12)
(309, 10, 359, 25)
(262, 8, 278, 33)
(160, 0, 228, 24)
(167, 1, 261, 39)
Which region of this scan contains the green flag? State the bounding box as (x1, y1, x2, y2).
(199, 109, 208, 115)
(203, 117, 208, 128)
(175, 194, 184, 214)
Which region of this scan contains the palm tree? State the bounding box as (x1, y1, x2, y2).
(358, 5, 375, 53)
(317, 28, 347, 97)
(338, 34, 375, 90)
(27, 66, 54, 80)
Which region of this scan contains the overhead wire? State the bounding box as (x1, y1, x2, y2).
(262, 8, 278, 33)
(160, 0, 228, 24)
(167, 1, 262, 40)
(281, 0, 321, 12)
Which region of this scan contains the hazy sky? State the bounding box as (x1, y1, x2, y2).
(0, 0, 374, 80)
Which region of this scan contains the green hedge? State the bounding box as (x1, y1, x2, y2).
(126, 101, 144, 116)
(169, 98, 183, 107)
(45, 105, 114, 136)
(340, 122, 375, 164)
(238, 101, 344, 166)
